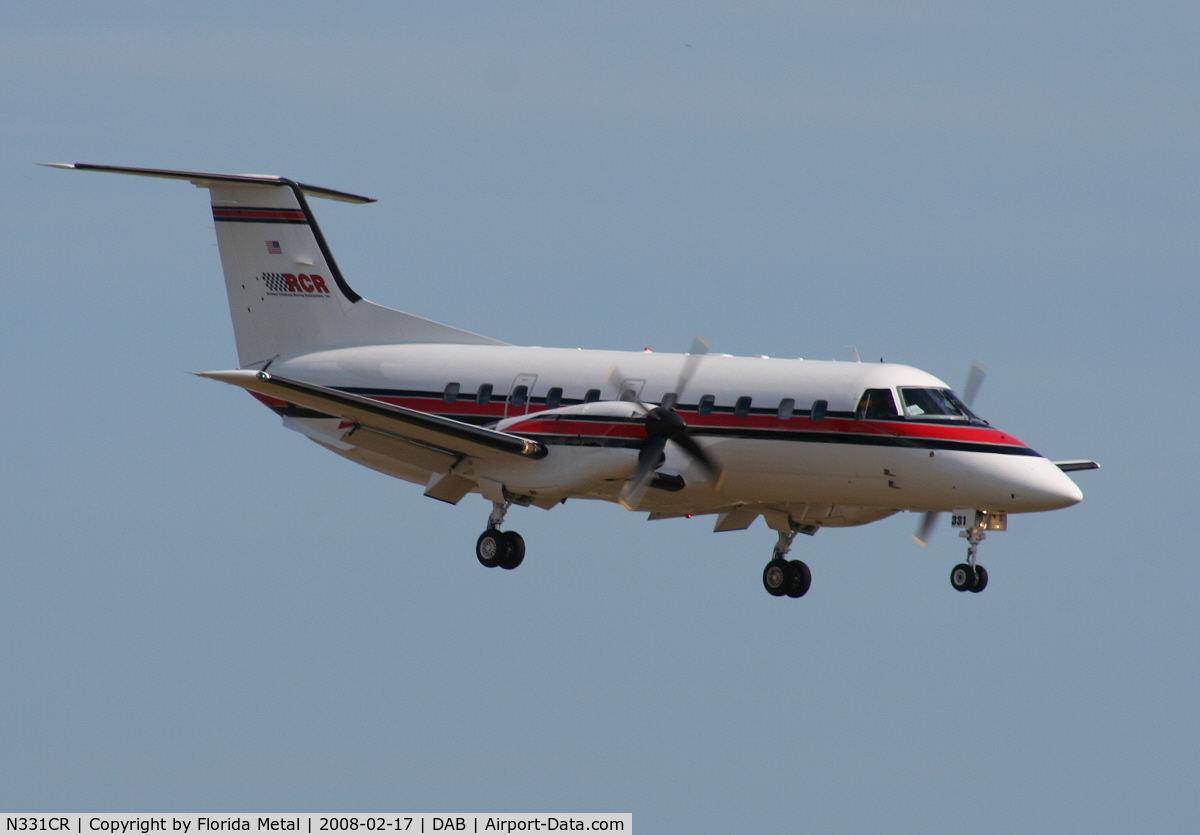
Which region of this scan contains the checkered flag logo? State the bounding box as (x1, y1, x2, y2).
(261, 272, 289, 293)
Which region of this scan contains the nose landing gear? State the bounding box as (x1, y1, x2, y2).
(475, 500, 526, 570)
(950, 521, 989, 593)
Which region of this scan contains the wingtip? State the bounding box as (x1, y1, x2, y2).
(38, 162, 76, 169)
(912, 535, 928, 547)
(194, 369, 258, 382)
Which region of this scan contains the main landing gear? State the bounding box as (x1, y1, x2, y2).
(475, 500, 525, 570)
(950, 524, 988, 593)
(762, 528, 812, 598)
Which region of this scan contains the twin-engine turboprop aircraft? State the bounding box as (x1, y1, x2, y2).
(49, 163, 1097, 598)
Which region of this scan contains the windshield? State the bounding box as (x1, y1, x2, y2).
(898, 388, 985, 423)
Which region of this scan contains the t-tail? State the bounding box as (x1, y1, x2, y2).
(42, 163, 507, 366)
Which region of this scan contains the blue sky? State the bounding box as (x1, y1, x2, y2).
(2, 2, 1197, 830)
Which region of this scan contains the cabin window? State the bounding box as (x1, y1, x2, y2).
(698, 394, 716, 417)
(856, 388, 899, 420)
(735, 396, 753, 418)
(511, 385, 529, 408)
(660, 392, 678, 410)
(476, 384, 493, 405)
(777, 398, 795, 420)
(583, 388, 601, 403)
(899, 387, 972, 419)
(442, 382, 460, 403)
(545, 387, 563, 409)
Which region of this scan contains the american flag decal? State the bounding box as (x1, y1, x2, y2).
(266, 240, 282, 254)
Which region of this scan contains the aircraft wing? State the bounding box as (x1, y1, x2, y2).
(198, 370, 547, 463)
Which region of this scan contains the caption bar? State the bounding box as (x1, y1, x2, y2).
(4, 817, 629, 835)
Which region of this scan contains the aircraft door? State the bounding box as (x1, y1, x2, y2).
(506, 374, 538, 417)
(615, 378, 645, 402)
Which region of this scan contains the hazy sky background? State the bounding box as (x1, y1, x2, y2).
(2, 2, 1197, 831)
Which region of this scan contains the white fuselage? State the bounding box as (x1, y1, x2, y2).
(269, 343, 1082, 527)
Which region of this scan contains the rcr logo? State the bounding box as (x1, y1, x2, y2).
(261, 272, 331, 296)
(283, 273, 329, 293)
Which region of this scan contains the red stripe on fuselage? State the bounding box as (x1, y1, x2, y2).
(256, 389, 1030, 450)
(667, 412, 1027, 447)
(353, 394, 1029, 448)
(212, 208, 307, 221)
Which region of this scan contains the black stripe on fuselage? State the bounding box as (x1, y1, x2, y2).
(519, 429, 1039, 457)
(214, 217, 309, 224)
(685, 427, 1040, 456)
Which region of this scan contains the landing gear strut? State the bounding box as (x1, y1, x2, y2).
(950, 523, 988, 593)
(762, 528, 812, 598)
(475, 500, 525, 570)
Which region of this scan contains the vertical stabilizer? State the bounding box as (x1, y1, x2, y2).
(45, 164, 508, 366)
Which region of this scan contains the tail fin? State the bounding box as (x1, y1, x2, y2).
(44, 163, 507, 366)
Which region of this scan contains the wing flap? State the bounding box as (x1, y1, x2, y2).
(199, 370, 547, 462)
(343, 425, 460, 472)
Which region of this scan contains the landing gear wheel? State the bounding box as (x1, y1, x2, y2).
(969, 564, 988, 593)
(763, 559, 789, 596)
(499, 531, 525, 570)
(950, 563, 975, 592)
(784, 559, 812, 598)
(476, 530, 507, 568)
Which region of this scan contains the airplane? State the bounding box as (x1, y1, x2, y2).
(47, 162, 1098, 598)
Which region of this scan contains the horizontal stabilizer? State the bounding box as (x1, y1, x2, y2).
(1053, 460, 1100, 472)
(39, 163, 375, 203)
(198, 370, 547, 461)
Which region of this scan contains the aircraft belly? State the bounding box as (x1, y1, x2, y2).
(707, 439, 916, 507)
(691, 440, 1048, 513)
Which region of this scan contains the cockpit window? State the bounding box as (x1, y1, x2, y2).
(899, 387, 977, 420)
(856, 389, 899, 420)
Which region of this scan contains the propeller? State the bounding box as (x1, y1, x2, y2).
(962, 361, 987, 410)
(607, 336, 722, 509)
(912, 361, 988, 546)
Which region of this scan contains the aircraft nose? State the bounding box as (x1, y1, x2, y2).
(1018, 459, 1084, 511)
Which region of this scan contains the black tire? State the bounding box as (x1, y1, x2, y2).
(969, 564, 988, 593)
(476, 529, 507, 568)
(499, 531, 525, 570)
(763, 559, 789, 596)
(785, 559, 812, 598)
(950, 563, 974, 592)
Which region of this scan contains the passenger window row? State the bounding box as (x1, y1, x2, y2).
(441, 382, 595, 407)
(441, 381, 830, 421)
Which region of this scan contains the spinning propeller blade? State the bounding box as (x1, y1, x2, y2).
(912, 511, 942, 547)
(673, 334, 710, 402)
(619, 435, 669, 510)
(911, 361, 987, 544)
(962, 361, 988, 408)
